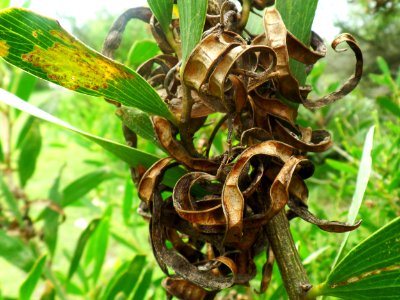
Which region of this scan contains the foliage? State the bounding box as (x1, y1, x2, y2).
(0, 0, 398, 299)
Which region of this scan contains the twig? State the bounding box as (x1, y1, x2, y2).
(266, 210, 313, 300)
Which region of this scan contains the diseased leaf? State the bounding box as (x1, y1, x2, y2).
(147, 0, 173, 36)
(19, 254, 47, 300)
(0, 229, 36, 272)
(311, 217, 400, 299)
(67, 219, 100, 281)
(17, 119, 41, 187)
(62, 169, 114, 207)
(0, 8, 176, 122)
(177, 0, 208, 66)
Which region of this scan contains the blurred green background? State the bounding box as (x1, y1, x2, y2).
(0, 0, 399, 299)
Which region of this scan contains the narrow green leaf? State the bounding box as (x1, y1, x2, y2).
(116, 106, 158, 145)
(376, 56, 391, 76)
(43, 166, 64, 256)
(314, 217, 400, 299)
(101, 260, 130, 300)
(177, 0, 208, 66)
(16, 116, 35, 148)
(86, 208, 111, 284)
(131, 266, 153, 300)
(147, 0, 173, 36)
(17, 120, 41, 187)
(376, 95, 400, 118)
(0, 8, 176, 122)
(276, 0, 319, 84)
(103, 255, 147, 300)
(67, 218, 100, 281)
(325, 159, 358, 175)
(332, 126, 375, 268)
(19, 254, 47, 300)
(0, 229, 36, 271)
(8, 70, 37, 102)
(0, 175, 23, 223)
(61, 169, 113, 207)
(0, 89, 186, 188)
(122, 177, 135, 226)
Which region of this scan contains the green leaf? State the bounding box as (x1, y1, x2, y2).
(312, 217, 400, 299)
(43, 166, 64, 256)
(67, 218, 100, 281)
(101, 260, 130, 299)
(147, 0, 173, 37)
(19, 254, 47, 300)
(17, 119, 41, 187)
(0, 175, 23, 224)
(178, 0, 208, 67)
(131, 266, 153, 300)
(122, 177, 135, 226)
(376, 56, 391, 76)
(116, 106, 158, 145)
(103, 255, 147, 300)
(325, 159, 358, 175)
(276, 0, 319, 85)
(127, 40, 160, 67)
(0, 8, 176, 122)
(85, 208, 111, 284)
(331, 126, 375, 268)
(62, 169, 113, 207)
(8, 70, 37, 102)
(376, 95, 400, 118)
(0, 229, 36, 272)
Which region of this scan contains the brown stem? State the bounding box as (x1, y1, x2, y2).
(266, 210, 313, 300)
(179, 84, 199, 157)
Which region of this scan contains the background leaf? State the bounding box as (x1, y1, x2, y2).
(177, 0, 208, 66)
(312, 217, 400, 299)
(67, 218, 100, 281)
(332, 126, 375, 267)
(102, 255, 146, 300)
(19, 254, 47, 300)
(0, 176, 23, 224)
(0, 229, 36, 272)
(17, 119, 42, 187)
(0, 8, 176, 122)
(131, 266, 153, 300)
(126, 40, 160, 67)
(61, 169, 113, 207)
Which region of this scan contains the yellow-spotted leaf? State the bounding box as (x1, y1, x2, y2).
(0, 8, 176, 123)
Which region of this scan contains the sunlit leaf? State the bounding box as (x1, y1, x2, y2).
(177, 0, 208, 67)
(276, 0, 318, 84)
(0, 0, 10, 9)
(0, 229, 36, 272)
(332, 126, 375, 267)
(8, 70, 37, 102)
(67, 218, 100, 281)
(103, 255, 147, 300)
(17, 119, 41, 187)
(325, 159, 358, 175)
(0, 8, 176, 122)
(147, 0, 173, 36)
(19, 254, 47, 300)
(62, 169, 114, 207)
(311, 217, 400, 299)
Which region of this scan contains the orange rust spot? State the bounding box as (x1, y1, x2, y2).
(21, 29, 134, 91)
(32, 30, 38, 38)
(0, 40, 10, 57)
